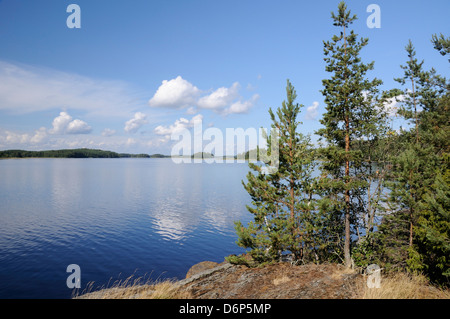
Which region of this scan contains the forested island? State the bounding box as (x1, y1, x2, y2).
(0, 148, 167, 159)
(0, 149, 264, 160)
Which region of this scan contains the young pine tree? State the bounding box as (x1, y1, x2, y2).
(411, 39, 449, 285)
(387, 40, 441, 253)
(383, 37, 449, 280)
(232, 80, 320, 265)
(317, 1, 385, 268)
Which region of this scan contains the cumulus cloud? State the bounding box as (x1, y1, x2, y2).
(148, 76, 200, 109)
(305, 101, 319, 120)
(197, 82, 240, 110)
(149, 76, 259, 115)
(30, 127, 48, 144)
(223, 94, 259, 115)
(124, 112, 148, 133)
(0, 127, 48, 147)
(49, 112, 92, 135)
(154, 114, 203, 138)
(66, 119, 93, 134)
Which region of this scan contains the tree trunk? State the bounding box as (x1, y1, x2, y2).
(344, 118, 351, 268)
(410, 59, 419, 144)
(343, 23, 352, 269)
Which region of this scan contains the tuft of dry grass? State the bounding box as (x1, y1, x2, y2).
(330, 264, 357, 280)
(73, 275, 192, 299)
(361, 272, 450, 299)
(272, 275, 290, 286)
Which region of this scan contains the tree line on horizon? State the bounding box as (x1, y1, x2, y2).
(0, 148, 154, 158)
(229, 1, 449, 288)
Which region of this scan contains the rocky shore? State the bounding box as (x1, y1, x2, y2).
(76, 261, 366, 299)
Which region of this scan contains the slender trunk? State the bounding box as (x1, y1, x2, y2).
(343, 23, 352, 269)
(344, 119, 351, 268)
(411, 77, 419, 143)
(409, 209, 414, 247)
(410, 59, 419, 144)
(290, 136, 295, 220)
(287, 116, 299, 259)
(409, 169, 414, 247)
(409, 60, 418, 247)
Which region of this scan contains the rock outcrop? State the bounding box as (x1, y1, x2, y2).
(76, 261, 366, 299)
(178, 261, 365, 299)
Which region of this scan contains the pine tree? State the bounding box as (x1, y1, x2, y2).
(232, 80, 321, 265)
(317, 1, 384, 268)
(412, 42, 450, 285)
(382, 37, 449, 280)
(387, 40, 441, 251)
(431, 33, 450, 62)
(394, 40, 428, 144)
(415, 164, 450, 285)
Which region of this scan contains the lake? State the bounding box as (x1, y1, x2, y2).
(0, 158, 253, 299)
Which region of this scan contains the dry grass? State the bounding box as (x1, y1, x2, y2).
(361, 272, 450, 299)
(73, 275, 192, 299)
(272, 275, 290, 286)
(330, 264, 357, 280)
(73, 265, 450, 299)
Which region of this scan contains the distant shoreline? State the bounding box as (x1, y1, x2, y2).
(0, 148, 246, 160)
(0, 148, 159, 159)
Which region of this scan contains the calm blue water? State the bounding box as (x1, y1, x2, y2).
(0, 158, 253, 299)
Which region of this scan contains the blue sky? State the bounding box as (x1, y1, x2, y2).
(0, 0, 448, 154)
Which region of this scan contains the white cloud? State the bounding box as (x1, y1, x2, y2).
(49, 112, 73, 134)
(185, 106, 198, 115)
(223, 94, 259, 115)
(197, 82, 240, 110)
(383, 96, 404, 117)
(148, 76, 200, 109)
(66, 119, 92, 134)
(30, 127, 48, 144)
(0, 127, 48, 147)
(154, 114, 203, 139)
(0, 60, 142, 117)
(124, 112, 148, 133)
(0, 128, 161, 154)
(149, 77, 259, 116)
(305, 101, 319, 120)
(49, 111, 92, 135)
(101, 128, 116, 137)
(126, 138, 137, 146)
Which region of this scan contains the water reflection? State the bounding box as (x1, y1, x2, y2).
(0, 158, 252, 298)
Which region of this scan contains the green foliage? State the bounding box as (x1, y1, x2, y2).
(235, 80, 325, 264)
(0, 148, 158, 158)
(351, 234, 380, 269)
(379, 37, 450, 286)
(431, 33, 450, 62)
(230, 0, 449, 288)
(413, 149, 450, 285)
(0, 148, 121, 158)
(317, 0, 388, 267)
(191, 152, 214, 159)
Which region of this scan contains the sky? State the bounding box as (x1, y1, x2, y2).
(0, 0, 448, 155)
